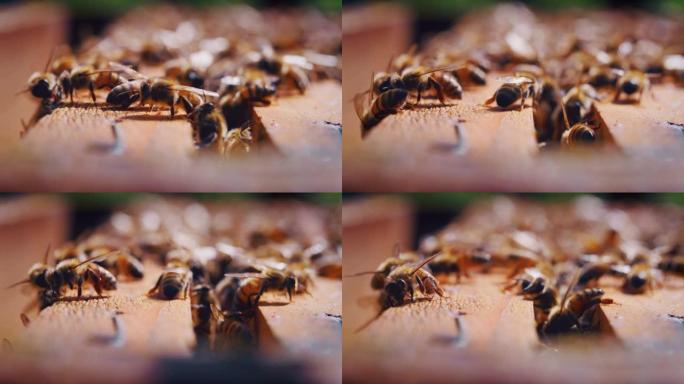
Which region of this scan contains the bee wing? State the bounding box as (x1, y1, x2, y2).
(223, 272, 263, 279)
(410, 252, 442, 275)
(170, 85, 219, 99)
(282, 54, 314, 70)
(43, 243, 51, 265)
(559, 268, 581, 310)
(72, 249, 119, 269)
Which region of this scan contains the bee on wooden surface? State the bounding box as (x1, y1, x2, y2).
(219, 79, 276, 129)
(503, 265, 553, 294)
(521, 275, 558, 334)
(435, 72, 463, 100)
(250, 47, 311, 94)
(372, 65, 460, 105)
(353, 88, 408, 133)
(622, 263, 662, 294)
(538, 272, 614, 338)
(215, 275, 260, 313)
(346, 244, 418, 290)
(452, 63, 488, 86)
(612, 70, 654, 104)
(59, 64, 99, 103)
(502, 249, 539, 278)
(388, 44, 419, 73)
(148, 267, 192, 300)
(94, 249, 144, 280)
(563, 83, 601, 127)
(381, 253, 444, 308)
(587, 65, 620, 88)
(428, 246, 491, 283)
(559, 100, 598, 147)
(8, 245, 117, 298)
(139, 40, 175, 64)
(187, 102, 227, 150)
(532, 75, 564, 144)
(484, 74, 535, 110)
(22, 60, 63, 105)
(191, 284, 220, 335)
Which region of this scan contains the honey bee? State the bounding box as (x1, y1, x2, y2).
(381, 253, 444, 308)
(250, 47, 311, 94)
(622, 263, 662, 294)
(94, 249, 144, 280)
(612, 70, 653, 104)
(219, 79, 276, 129)
(8, 245, 117, 299)
(191, 284, 220, 335)
(148, 267, 192, 300)
(503, 249, 539, 278)
(215, 275, 259, 313)
(372, 65, 458, 105)
(532, 76, 564, 144)
(484, 74, 535, 110)
(187, 102, 227, 149)
(428, 246, 491, 283)
(59, 64, 99, 103)
(563, 83, 601, 127)
(657, 256, 684, 275)
(559, 99, 598, 147)
(353, 89, 408, 133)
(346, 244, 418, 290)
(587, 65, 620, 88)
(521, 275, 558, 333)
(538, 272, 614, 338)
(164, 58, 205, 88)
(107, 75, 218, 117)
(452, 63, 487, 86)
(435, 72, 463, 100)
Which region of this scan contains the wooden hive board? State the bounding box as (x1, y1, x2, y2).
(0, 4, 341, 192)
(343, 198, 684, 383)
(342, 6, 684, 192)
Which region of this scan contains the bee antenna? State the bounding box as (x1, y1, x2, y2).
(355, 308, 386, 333)
(393, 243, 400, 258)
(6, 279, 31, 289)
(15, 88, 30, 96)
(43, 243, 51, 265)
(560, 100, 571, 130)
(44, 45, 58, 73)
(560, 268, 581, 310)
(72, 249, 118, 269)
(410, 252, 442, 276)
(343, 270, 382, 278)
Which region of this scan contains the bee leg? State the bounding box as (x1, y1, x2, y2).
(89, 81, 96, 103)
(428, 77, 446, 105)
(415, 276, 426, 296)
(484, 93, 496, 106)
(147, 274, 163, 297)
(170, 93, 178, 118)
(90, 270, 104, 297)
(77, 276, 83, 298)
(612, 89, 621, 103)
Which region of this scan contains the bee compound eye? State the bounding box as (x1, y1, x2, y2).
(622, 80, 639, 94)
(495, 87, 517, 107)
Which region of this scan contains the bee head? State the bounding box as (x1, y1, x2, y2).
(31, 78, 52, 99)
(187, 70, 205, 88)
(621, 79, 639, 94)
(570, 125, 596, 144)
(628, 273, 647, 290)
(385, 279, 408, 306)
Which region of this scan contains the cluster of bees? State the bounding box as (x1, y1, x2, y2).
(9, 197, 341, 351)
(20, 5, 340, 154)
(351, 196, 684, 343)
(355, 4, 684, 148)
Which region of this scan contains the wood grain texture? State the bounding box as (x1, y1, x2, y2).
(342, 7, 684, 192)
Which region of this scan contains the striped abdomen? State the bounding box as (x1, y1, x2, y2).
(362, 89, 408, 129)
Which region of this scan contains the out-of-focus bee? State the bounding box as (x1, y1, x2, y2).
(22, 54, 64, 104)
(164, 58, 205, 88)
(575, 261, 623, 288)
(428, 246, 491, 283)
(658, 256, 684, 275)
(215, 275, 259, 313)
(50, 50, 77, 75)
(94, 249, 144, 280)
(381, 253, 444, 308)
(59, 64, 99, 103)
(502, 248, 539, 278)
(559, 100, 598, 147)
(353, 89, 408, 133)
(435, 72, 463, 100)
(191, 284, 220, 335)
(613, 70, 654, 104)
(148, 267, 192, 300)
(532, 76, 564, 145)
(388, 44, 419, 73)
(139, 40, 175, 64)
(484, 74, 535, 110)
(453, 63, 487, 86)
(563, 84, 601, 127)
(587, 65, 620, 88)
(187, 102, 227, 150)
(622, 263, 662, 294)
(249, 46, 316, 94)
(663, 54, 684, 84)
